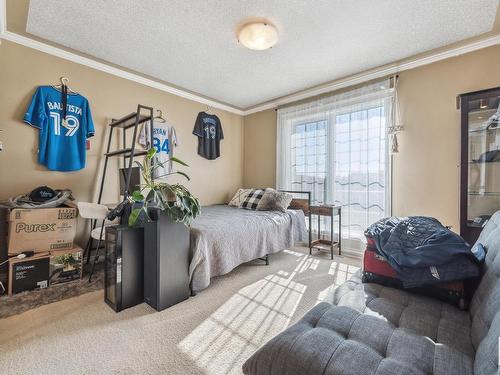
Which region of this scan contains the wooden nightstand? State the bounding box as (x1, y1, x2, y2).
(310, 205, 342, 259)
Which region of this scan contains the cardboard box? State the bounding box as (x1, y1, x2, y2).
(8, 255, 50, 296)
(49, 247, 83, 285)
(7, 246, 84, 296)
(7, 206, 77, 255)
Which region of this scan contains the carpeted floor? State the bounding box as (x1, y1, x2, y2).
(0, 247, 359, 375)
(0, 263, 104, 319)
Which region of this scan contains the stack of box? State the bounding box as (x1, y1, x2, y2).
(1, 205, 82, 296)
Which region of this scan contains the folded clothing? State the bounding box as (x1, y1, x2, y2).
(0, 188, 74, 209)
(366, 216, 474, 269)
(364, 216, 480, 289)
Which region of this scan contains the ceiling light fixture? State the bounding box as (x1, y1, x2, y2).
(238, 22, 278, 50)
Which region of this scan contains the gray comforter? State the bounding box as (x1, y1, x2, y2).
(189, 205, 307, 292)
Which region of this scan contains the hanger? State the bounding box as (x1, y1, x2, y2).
(154, 109, 166, 123)
(54, 76, 76, 93)
(205, 105, 213, 114)
(485, 106, 499, 130)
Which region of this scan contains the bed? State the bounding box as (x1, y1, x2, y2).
(189, 203, 308, 293)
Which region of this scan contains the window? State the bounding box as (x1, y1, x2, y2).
(277, 80, 393, 257)
(291, 120, 328, 204)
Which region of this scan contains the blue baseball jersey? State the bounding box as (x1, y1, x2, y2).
(24, 86, 95, 171)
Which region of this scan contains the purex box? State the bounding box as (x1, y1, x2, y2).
(7, 206, 77, 255)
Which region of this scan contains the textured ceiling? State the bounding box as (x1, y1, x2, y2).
(26, 0, 499, 109)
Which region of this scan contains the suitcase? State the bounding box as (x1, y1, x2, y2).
(362, 247, 467, 309)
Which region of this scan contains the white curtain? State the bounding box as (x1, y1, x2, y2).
(277, 79, 394, 256)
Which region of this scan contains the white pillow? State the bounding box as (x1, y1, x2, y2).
(228, 188, 253, 208)
(257, 189, 293, 212)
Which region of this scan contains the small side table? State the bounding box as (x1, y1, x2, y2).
(310, 205, 342, 259)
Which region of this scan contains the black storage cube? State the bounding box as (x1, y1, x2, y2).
(104, 225, 144, 312)
(144, 210, 190, 311)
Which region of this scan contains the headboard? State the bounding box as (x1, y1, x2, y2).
(279, 190, 311, 215)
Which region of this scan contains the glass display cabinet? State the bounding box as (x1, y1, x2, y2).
(459, 87, 500, 244)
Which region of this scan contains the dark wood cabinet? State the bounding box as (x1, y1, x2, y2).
(458, 87, 500, 244)
(143, 210, 190, 311)
(104, 226, 144, 312)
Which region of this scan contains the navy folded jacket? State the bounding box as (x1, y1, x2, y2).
(366, 216, 480, 288)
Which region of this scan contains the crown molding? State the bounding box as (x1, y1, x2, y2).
(243, 33, 500, 115)
(0, 1, 244, 116)
(1, 0, 499, 117)
(0, 31, 245, 115)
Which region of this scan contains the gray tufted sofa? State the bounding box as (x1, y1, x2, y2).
(243, 210, 500, 375)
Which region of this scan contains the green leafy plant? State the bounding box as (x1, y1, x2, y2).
(54, 254, 77, 266)
(128, 148, 201, 227)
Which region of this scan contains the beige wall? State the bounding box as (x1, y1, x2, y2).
(0, 41, 243, 241)
(243, 109, 277, 188)
(1, 25, 500, 243)
(243, 45, 500, 231)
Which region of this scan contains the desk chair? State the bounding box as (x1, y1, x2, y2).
(77, 202, 110, 282)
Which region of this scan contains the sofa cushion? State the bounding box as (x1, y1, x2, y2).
(468, 210, 500, 374)
(474, 311, 500, 375)
(242, 301, 473, 375)
(332, 271, 474, 357)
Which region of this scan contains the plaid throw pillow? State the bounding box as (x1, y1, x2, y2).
(241, 189, 265, 210)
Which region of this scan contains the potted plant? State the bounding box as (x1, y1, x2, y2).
(128, 148, 201, 226)
(127, 148, 200, 311)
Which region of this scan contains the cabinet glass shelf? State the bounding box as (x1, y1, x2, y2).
(469, 126, 499, 134)
(459, 88, 500, 244)
(468, 192, 500, 196)
(469, 160, 500, 164)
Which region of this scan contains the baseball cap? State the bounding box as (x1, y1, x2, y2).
(29, 186, 57, 202)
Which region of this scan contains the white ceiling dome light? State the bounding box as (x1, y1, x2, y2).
(238, 22, 279, 51)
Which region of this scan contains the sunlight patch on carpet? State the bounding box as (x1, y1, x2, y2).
(282, 249, 304, 257)
(317, 261, 360, 304)
(178, 255, 312, 375)
(328, 261, 359, 283)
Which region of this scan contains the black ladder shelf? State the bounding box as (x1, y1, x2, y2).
(85, 104, 154, 280)
(97, 104, 154, 203)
